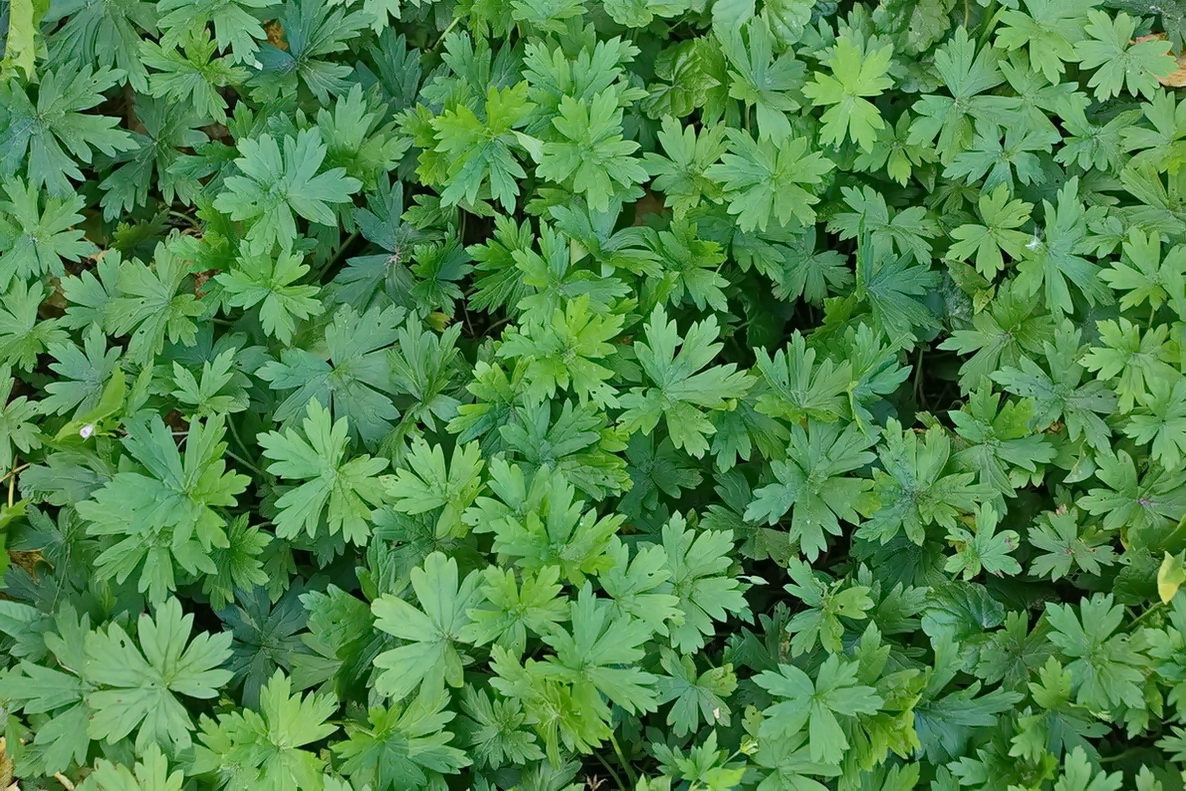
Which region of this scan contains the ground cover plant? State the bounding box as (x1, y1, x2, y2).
(4, 0, 1186, 788)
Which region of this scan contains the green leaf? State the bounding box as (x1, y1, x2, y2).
(618, 305, 752, 458)
(1028, 507, 1116, 581)
(86, 598, 233, 751)
(256, 304, 405, 446)
(0, 365, 41, 474)
(1, 0, 49, 79)
(77, 413, 249, 602)
(706, 128, 834, 232)
(191, 670, 338, 790)
(745, 421, 876, 561)
(0, 177, 96, 287)
(655, 650, 737, 736)
(216, 249, 323, 344)
(534, 91, 648, 212)
(541, 583, 658, 713)
(946, 185, 1034, 277)
(803, 36, 894, 152)
(1046, 594, 1147, 713)
(88, 744, 185, 791)
(372, 551, 482, 700)
(214, 129, 362, 254)
(658, 512, 750, 653)
(717, 17, 805, 141)
(385, 437, 484, 539)
(0, 63, 136, 195)
(432, 82, 535, 212)
(1074, 10, 1175, 100)
(944, 503, 1023, 580)
(257, 399, 390, 544)
(333, 686, 470, 789)
(859, 419, 992, 545)
(755, 656, 883, 764)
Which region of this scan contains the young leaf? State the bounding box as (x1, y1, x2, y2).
(257, 399, 390, 544)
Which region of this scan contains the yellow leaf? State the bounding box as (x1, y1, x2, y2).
(1157, 551, 1186, 603)
(0, 0, 49, 80)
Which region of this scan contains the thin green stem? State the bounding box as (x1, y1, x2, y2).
(0, 463, 30, 485)
(226, 450, 264, 477)
(1130, 601, 1165, 629)
(431, 15, 462, 51)
(226, 418, 265, 476)
(593, 750, 627, 790)
(312, 231, 360, 284)
(167, 209, 197, 228)
(609, 732, 638, 788)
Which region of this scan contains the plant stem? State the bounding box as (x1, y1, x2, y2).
(1130, 601, 1165, 629)
(609, 732, 638, 788)
(312, 231, 360, 284)
(431, 15, 462, 51)
(0, 463, 30, 485)
(226, 418, 265, 476)
(593, 750, 627, 790)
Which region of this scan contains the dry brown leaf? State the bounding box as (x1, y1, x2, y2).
(6, 548, 45, 579)
(264, 20, 288, 51)
(1135, 33, 1186, 87)
(1160, 54, 1186, 88)
(0, 736, 14, 790)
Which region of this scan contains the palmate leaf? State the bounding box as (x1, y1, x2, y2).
(717, 17, 804, 142)
(214, 128, 362, 254)
(852, 237, 942, 344)
(88, 744, 186, 791)
(1014, 178, 1112, 316)
(859, 419, 993, 546)
(256, 304, 405, 446)
(140, 35, 248, 124)
(216, 249, 324, 344)
(97, 97, 208, 220)
(1045, 594, 1147, 712)
(0, 63, 136, 196)
(907, 28, 1019, 164)
(372, 552, 482, 701)
(995, 0, 1095, 83)
(655, 650, 737, 736)
(76, 413, 249, 602)
(191, 670, 338, 790)
(992, 322, 1117, 452)
(156, 0, 271, 64)
(745, 421, 876, 561)
(1074, 10, 1175, 100)
(0, 177, 96, 287)
(947, 185, 1034, 277)
(944, 503, 1023, 580)
(333, 685, 470, 789)
(706, 128, 834, 232)
(541, 583, 659, 714)
(477, 460, 624, 584)
(258, 399, 390, 544)
(618, 305, 752, 458)
(432, 82, 535, 212)
(755, 656, 883, 765)
(658, 513, 750, 653)
(533, 90, 648, 212)
(0, 365, 41, 474)
(803, 36, 894, 152)
(86, 598, 233, 752)
(249, 0, 369, 102)
(385, 437, 484, 539)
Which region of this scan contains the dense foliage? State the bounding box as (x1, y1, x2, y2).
(3, 0, 1186, 788)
